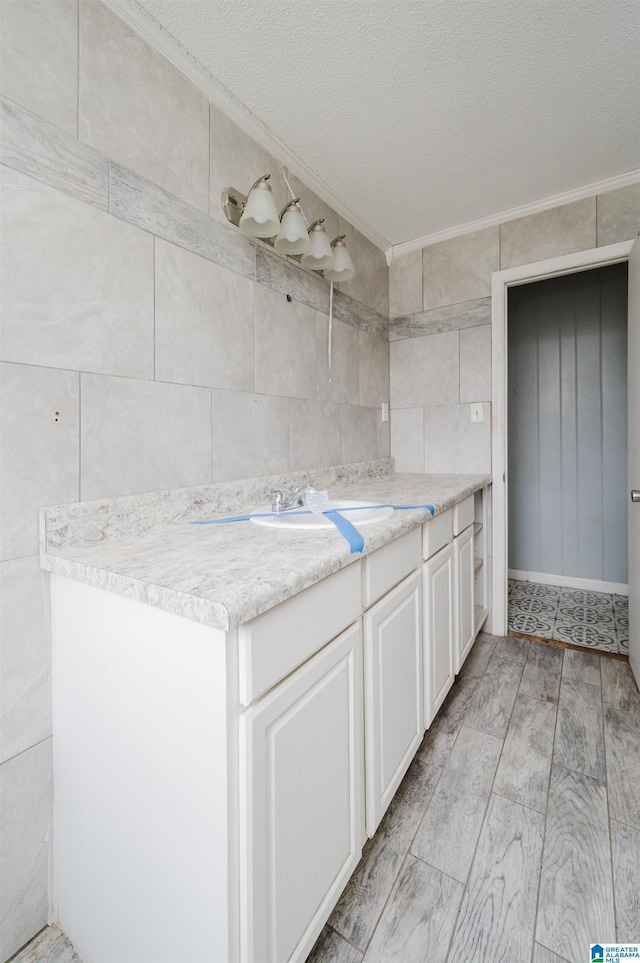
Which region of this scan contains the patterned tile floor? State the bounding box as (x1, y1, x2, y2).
(508, 579, 629, 655)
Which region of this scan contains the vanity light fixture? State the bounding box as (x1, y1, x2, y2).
(221, 174, 356, 280)
(324, 235, 355, 282)
(237, 174, 279, 239)
(274, 199, 311, 255)
(300, 219, 335, 271)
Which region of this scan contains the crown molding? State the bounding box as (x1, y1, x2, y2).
(100, 0, 391, 256)
(389, 168, 640, 261)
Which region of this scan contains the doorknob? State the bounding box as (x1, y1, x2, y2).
(632, 490, 640, 503)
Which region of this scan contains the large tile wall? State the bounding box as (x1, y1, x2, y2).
(390, 186, 640, 474)
(0, 2, 389, 958)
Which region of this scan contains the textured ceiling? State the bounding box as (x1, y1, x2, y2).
(132, 0, 639, 247)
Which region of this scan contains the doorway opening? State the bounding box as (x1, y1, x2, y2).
(488, 241, 632, 652)
(506, 263, 628, 654)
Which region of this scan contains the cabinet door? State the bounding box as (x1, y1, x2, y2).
(455, 524, 475, 673)
(423, 542, 455, 728)
(239, 622, 363, 963)
(364, 570, 422, 837)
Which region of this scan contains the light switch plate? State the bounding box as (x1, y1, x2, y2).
(470, 403, 484, 423)
(381, 402, 389, 422)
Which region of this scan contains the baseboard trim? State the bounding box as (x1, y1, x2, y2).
(508, 569, 628, 596)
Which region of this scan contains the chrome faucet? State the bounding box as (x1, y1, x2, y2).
(268, 485, 316, 513)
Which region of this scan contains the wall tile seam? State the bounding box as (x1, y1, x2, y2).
(145, 370, 383, 407)
(0, 358, 158, 384)
(76, 0, 80, 141)
(457, 328, 461, 405)
(0, 734, 53, 770)
(389, 326, 485, 342)
(152, 235, 156, 383)
(0, 551, 42, 565)
(207, 99, 211, 225)
(461, 322, 492, 333)
(77, 368, 82, 503)
(0, 98, 388, 336)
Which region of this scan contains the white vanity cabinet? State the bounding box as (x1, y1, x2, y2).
(240, 621, 364, 963)
(452, 494, 476, 674)
(362, 528, 422, 837)
(421, 489, 489, 724)
(473, 487, 491, 636)
(363, 571, 422, 836)
(455, 523, 475, 671)
(48, 485, 492, 963)
(423, 540, 456, 727)
(422, 506, 456, 728)
(237, 564, 364, 963)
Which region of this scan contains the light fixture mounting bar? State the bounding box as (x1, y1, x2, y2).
(221, 187, 246, 229)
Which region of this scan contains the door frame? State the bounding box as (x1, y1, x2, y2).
(490, 240, 634, 636)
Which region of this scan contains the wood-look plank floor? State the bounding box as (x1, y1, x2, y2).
(448, 793, 545, 962)
(464, 653, 524, 738)
(534, 944, 574, 963)
(319, 634, 638, 963)
(604, 704, 640, 828)
(21, 635, 640, 963)
(362, 855, 463, 963)
(562, 648, 603, 687)
(609, 819, 640, 943)
(536, 765, 615, 962)
(11, 926, 82, 963)
(601, 658, 640, 713)
(553, 677, 606, 780)
(519, 639, 563, 703)
(409, 725, 503, 882)
(493, 692, 556, 812)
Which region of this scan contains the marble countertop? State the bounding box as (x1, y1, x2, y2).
(41, 463, 491, 631)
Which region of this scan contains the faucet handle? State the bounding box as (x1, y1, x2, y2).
(267, 489, 285, 512)
(290, 484, 314, 499)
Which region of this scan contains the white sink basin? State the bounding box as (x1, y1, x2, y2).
(250, 500, 394, 530)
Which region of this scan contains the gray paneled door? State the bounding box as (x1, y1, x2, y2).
(508, 263, 628, 585)
(628, 239, 639, 685)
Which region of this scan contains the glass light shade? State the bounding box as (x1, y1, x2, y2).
(239, 181, 279, 238)
(274, 204, 311, 255)
(324, 240, 355, 282)
(301, 223, 335, 271)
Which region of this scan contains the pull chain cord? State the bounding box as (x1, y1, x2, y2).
(281, 167, 307, 224)
(328, 281, 334, 383)
(282, 167, 333, 383)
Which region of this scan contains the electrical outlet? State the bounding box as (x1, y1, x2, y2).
(470, 403, 484, 423)
(381, 402, 389, 422)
